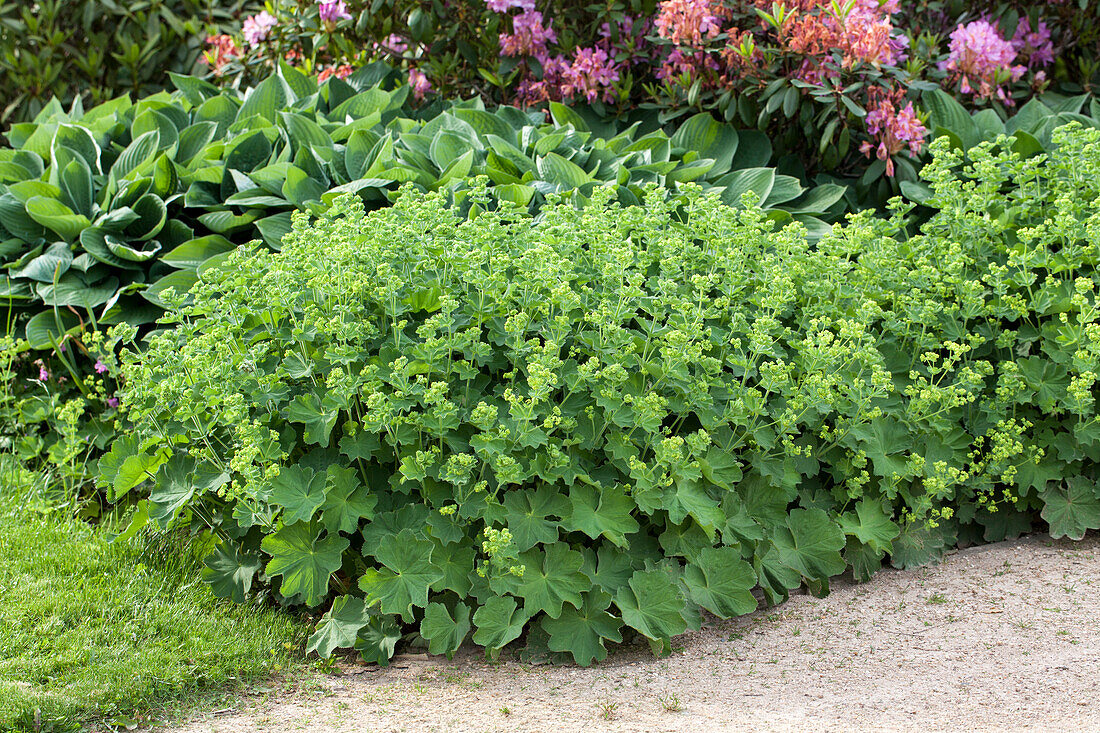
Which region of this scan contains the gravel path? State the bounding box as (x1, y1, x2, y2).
(173, 533, 1100, 733)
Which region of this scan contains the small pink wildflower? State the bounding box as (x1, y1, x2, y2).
(94, 359, 109, 374)
(242, 11, 278, 48)
(107, 397, 119, 409)
(34, 359, 49, 381)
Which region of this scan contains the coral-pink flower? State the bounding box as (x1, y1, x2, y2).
(318, 0, 352, 23)
(202, 34, 240, 75)
(655, 0, 727, 47)
(242, 11, 278, 47)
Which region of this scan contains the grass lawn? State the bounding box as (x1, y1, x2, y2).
(0, 474, 308, 732)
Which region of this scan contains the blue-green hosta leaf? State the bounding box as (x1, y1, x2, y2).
(354, 614, 402, 666)
(491, 542, 588, 619)
(14, 241, 71, 282)
(237, 74, 292, 124)
(307, 595, 373, 658)
(541, 589, 623, 666)
(24, 309, 81, 349)
(37, 273, 120, 308)
(0, 192, 46, 241)
(123, 193, 167, 242)
(502, 485, 569, 551)
(471, 595, 529, 656)
(270, 464, 327, 525)
(784, 183, 847, 215)
(359, 528, 443, 621)
(261, 520, 349, 607)
(24, 196, 89, 242)
(142, 270, 198, 307)
(1041, 479, 1100, 540)
(420, 601, 472, 659)
(160, 235, 235, 270)
(536, 152, 591, 188)
(614, 568, 688, 645)
(718, 167, 775, 209)
(52, 123, 101, 173)
(112, 129, 160, 182)
(669, 113, 738, 174)
(201, 542, 263, 604)
(563, 483, 639, 548)
(683, 546, 757, 618)
(321, 465, 378, 534)
(58, 156, 93, 217)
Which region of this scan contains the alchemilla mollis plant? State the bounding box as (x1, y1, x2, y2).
(113, 122, 1100, 666)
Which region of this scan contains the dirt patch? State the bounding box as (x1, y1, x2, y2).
(172, 534, 1100, 733)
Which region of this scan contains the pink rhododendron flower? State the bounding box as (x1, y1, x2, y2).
(939, 20, 1024, 103)
(318, 64, 354, 81)
(242, 11, 278, 47)
(485, 0, 535, 12)
(499, 10, 556, 59)
(561, 47, 620, 103)
(409, 68, 432, 100)
(318, 0, 352, 24)
(1012, 18, 1054, 69)
(657, 47, 719, 81)
(202, 34, 241, 75)
(655, 0, 728, 47)
(860, 95, 926, 176)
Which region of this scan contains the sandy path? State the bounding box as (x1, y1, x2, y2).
(173, 534, 1100, 733)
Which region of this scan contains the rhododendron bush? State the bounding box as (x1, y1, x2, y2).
(203, 0, 1095, 193)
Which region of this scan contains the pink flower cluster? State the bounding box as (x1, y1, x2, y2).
(939, 20, 1025, 103)
(202, 34, 241, 75)
(409, 68, 432, 100)
(317, 64, 354, 81)
(318, 0, 352, 24)
(561, 47, 620, 103)
(485, 0, 535, 12)
(860, 95, 926, 176)
(499, 10, 557, 60)
(655, 0, 727, 47)
(242, 11, 278, 48)
(1012, 18, 1054, 69)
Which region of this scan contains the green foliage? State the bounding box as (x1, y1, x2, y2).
(0, 72, 845, 350)
(0, 0, 256, 125)
(119, 123, 1100, 666)
(0, 483, 304, 730)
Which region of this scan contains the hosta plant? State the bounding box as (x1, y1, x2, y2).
(115, 122, 1100, 665)
(0, 68, 845, 351)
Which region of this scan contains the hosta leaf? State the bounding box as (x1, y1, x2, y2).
(270, 464, 327, 525)
(420, 601, 472, 659)
(541, 589, 622, 666)
(1041, 480, 1100, 540)
(24, 309, 81, 349)
(492, 542, 588, 619)
(354, 614, 402, 666)
(536, 152, 591, 188)
(307, 594, 373, 658)
(321, 465, 378, 534)
(614, 568, 688, 645)
(718, 167, 775, 208)
(563, 483, 639, 548)
(14, 241, 71, 282)
(683, 546, 757, 617)
(669, 113, 738, 174)
(471, 595, 529, 655)
(201, 542, 263, 604)
(261, 520, 349, 607)
(502, 485, 569, 551)
(112, 129, 160, 181)
(359, 528, 443, 621)
(25, 196, 89, 242)
(160, 235, 235, 270)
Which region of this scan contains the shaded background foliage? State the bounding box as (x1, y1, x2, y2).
(0, 0, 258, 125)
